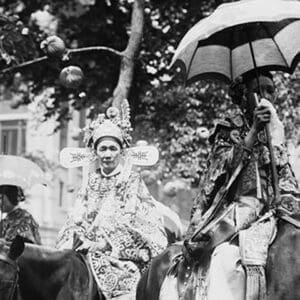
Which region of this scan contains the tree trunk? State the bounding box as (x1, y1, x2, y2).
(112, 0, 145, 111)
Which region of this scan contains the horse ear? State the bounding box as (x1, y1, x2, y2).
(8, 235, 25, 260)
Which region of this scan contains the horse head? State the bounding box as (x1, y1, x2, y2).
(0, 236, 24, 300)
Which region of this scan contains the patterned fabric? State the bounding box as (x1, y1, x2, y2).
(187, 111, 300, 237)
(183, 110, 300, 299)
(0, 207, 41, 244)
(239, 217, 276, 265)
(56, 166, 168, 299)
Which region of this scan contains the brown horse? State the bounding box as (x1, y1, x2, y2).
(0, 236, 104, 300)
(137, 220, 300, 300)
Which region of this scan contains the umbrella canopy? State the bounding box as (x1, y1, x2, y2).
(0, 155, 48, 190)
(171, 0, 300, 84)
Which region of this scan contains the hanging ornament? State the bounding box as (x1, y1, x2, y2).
(40, 35, 66, 59)
(59, 66, 84, 89)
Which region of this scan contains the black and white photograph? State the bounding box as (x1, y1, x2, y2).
(0, 0, 299, 299)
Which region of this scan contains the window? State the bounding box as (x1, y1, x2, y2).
(0, 120, 26, 155)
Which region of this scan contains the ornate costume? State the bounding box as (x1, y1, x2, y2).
(57, 103, 168, 299)
(188, 108, 299, 235)
(161, 106, 300, 300)
(57, 166, 168, 298)
(0, 207, 41, 244)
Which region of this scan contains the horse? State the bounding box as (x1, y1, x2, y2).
(0, 236, 103, 300)
(136, 219, 300, 300)
(0, 215, 182, 300)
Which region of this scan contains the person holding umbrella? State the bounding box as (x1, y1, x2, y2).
(147, 71, 300, 300)
(138, 1, 300, 299)
(176, 70, 299, 300)
(0, 185, 41, 244)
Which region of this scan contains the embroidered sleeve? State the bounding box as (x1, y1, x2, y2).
(1, 210, 41, 244)
(278, 163, 300, 196)
(187, 124, 251, 237)
(56, 188, 89, 249)
(15, 217, 41, 245)
(186, 191, 207, 239)
(274, 143, 300, 196)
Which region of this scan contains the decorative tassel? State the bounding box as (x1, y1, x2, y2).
(245, 265, 267, 300)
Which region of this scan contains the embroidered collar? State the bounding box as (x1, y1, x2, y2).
(99, 164, 123, 178)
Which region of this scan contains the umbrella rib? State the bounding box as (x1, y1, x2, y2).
(260, 22, 289, 68)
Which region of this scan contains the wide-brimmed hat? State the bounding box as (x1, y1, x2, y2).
(0, 185, 25, 205)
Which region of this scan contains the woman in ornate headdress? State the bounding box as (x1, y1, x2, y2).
(0, 185, 41, 244)
(56, 103, 168, 300)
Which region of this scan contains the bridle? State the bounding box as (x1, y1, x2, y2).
(0, 253, 20, 300)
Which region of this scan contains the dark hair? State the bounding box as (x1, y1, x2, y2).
(94, 136, 123, 150)
(0, 185, 24, 205)
(242, 70, 273, 84)
(229, 71, 274, 105)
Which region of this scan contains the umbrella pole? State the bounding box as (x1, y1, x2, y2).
(247, 38, 280, 206)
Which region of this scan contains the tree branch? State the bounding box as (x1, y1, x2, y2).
(67, 46, 123, 57)
(112, 0, 145, 110)
(0, 46, 123, 75)
(0, 56, 48, 74)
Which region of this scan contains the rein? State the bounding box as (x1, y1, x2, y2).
(0, 253, 19, 300)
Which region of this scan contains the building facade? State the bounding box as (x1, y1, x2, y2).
(0, 99, 84, 246)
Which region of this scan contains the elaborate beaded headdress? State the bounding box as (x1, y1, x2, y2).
(83, 100, 133, 148)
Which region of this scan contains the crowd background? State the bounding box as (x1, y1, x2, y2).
(0, 0, 299, 244)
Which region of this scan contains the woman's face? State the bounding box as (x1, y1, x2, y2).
(0, 194, 14, 213)
(96, 138, 122, 174)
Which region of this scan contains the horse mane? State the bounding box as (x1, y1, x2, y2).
(0, 239, 101, 300)
(13, 241, 92, 299)
(19, 242, 77, 277)
(23, 242, 72, 259)
(0, 238, 74, 264)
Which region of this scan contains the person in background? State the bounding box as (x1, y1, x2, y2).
(0, 184, 41, 244)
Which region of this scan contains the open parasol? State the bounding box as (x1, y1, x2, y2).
(0, 155, 48, 190)
(171, 0, 300, 84)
